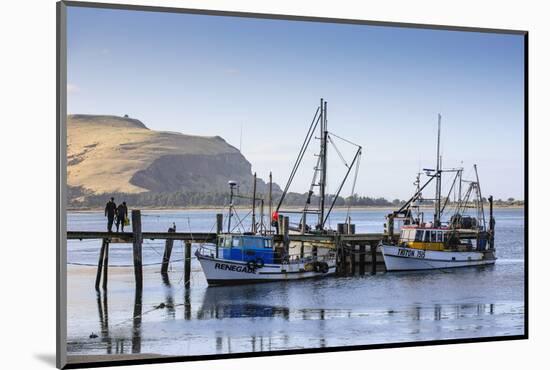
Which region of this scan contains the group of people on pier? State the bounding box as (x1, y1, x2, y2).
(104, 197, 129, 232)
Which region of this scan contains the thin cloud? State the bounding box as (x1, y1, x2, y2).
(67, 83, 80, 94)
(222, 68, 240, 75)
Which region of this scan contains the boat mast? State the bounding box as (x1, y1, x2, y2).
(251, 172, 257, 233)
(268, 171, 272, 234)
(458, 168, 463, 203)
(318, 99, 328, 229)
(227, 181, 237, 233)
(434, 114, 442, 226)
(473, 164, 486, 230)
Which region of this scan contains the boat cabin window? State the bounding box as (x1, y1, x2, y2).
(423, 231, 430, 242)
(218, 237, 233, 248)
(430, 230, 437, 242)
(232, 237, 241, 247)
(436, 231, 443, 242)
(415, 230, 423, 241)
(264, 239, 272, 248)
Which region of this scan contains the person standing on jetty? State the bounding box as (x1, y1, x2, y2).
(104, 197, 117, 232)
(115, 201, 128, 232)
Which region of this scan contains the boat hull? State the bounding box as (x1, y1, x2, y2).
(196, 254, 336, 286)
(380, 244, 496, 271)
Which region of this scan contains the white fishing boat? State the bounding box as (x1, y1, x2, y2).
(380, 115, 497, 271)
(196, 99, 361, 285)
(196, 234, 336, 285)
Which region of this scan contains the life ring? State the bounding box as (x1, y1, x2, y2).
(255, 257, 265, 268)
(246, 260, 256, 270)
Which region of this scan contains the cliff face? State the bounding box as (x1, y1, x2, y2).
(67, 114, 279, 204)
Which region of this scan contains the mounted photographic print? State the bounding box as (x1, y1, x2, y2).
(56, 1, 527, 368)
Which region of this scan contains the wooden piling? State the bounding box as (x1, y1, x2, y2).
(283, 216, 290, 254)
(131, 289, 142, 354)
(132, 210, 143, 291)
(216, 213, 223, 233)
(341, 245, 348, 275)
(102, 239, 109, 290)
(95, 238, 107, 291)
(184, 241, 191, 288)
(161, 226, 175, 274)
(370, 242, 377, 275)
(336, 237, 345, 275)
(359, 244, 366, 275)
(216, 213, 223, 258)
(351, 245, 356, 275)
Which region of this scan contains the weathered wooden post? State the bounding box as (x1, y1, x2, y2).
(132, 210, 143, 291)
(132, 289, 142, 354)
(216, 213, 223, 258)
(351, 245, 356, 275)
(102, 239, 110, 290)
(184, 241, 192, 288)
(342, 246, 349, 275)
(370, 242, 377, 275)
(278, 214, 284, 235)
(283, 216, 290, 255)
(488, 195, 495, 250)
(161, 225, 176, 274)
(184, 288, 191, 320)
(95, 238, 108, 291)
(359, 244, 366, 275)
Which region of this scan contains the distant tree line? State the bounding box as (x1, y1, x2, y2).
(68, 187, 402, 209)
(67, 186, 523, 209)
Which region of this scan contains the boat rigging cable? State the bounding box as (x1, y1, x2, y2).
(276, 100, 363, 231)
(276, 107, 320, 212)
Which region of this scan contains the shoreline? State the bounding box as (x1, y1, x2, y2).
(67, 204, 525, 213)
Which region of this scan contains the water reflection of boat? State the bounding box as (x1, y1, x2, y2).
(196, 99, 362, 285)
(380, 115, 496, 271)
(197, 286, 290, 320)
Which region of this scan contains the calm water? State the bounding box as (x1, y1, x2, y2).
(66, 208, 525, 357)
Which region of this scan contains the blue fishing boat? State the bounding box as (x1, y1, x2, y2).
(196, 99, 361, 285)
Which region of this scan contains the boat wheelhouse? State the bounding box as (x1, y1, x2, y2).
(218, 234, 276, 265)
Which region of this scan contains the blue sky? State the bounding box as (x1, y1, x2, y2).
(67, 6, 525, 200)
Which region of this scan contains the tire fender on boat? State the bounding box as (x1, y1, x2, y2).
(255, 258, 265, 268)
(313, 262, 321, 273)
(246, 260, 256, 270)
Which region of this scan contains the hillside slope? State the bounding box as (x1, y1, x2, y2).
(67, 114, 278, 203)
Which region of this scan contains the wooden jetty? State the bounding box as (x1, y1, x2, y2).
(67, 210, 392, 292)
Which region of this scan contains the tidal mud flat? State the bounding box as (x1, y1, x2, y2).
(66, 208, 525, 360)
